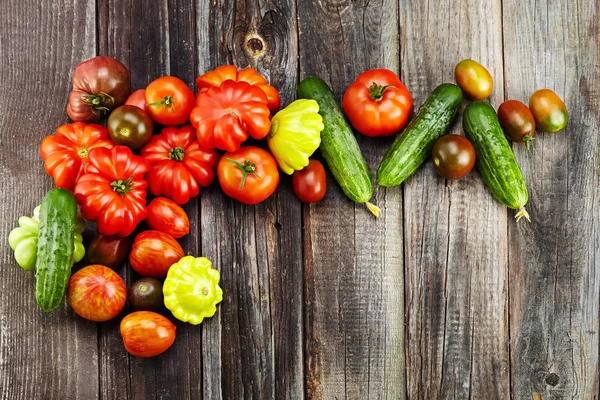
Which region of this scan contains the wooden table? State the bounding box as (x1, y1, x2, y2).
(1, 1, 598, 399)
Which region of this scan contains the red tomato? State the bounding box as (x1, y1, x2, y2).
(86, 234, 132, 269)
(145, 76, 195, 125)
(120, 311, 176, 358)
(217, 146, 280, 204)
(454, 59, 494, 100)
(342, 69, 412, 137)
(67, 265, 127, 322)
(146, 197, 190, 239)
(125, 89, 149, 112)
(497, 100, 536, 148)
(129, 230, 184, 278)
(292, 159, 327, 203)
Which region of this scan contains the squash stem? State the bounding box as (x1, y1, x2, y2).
(365, 202, 381, 217)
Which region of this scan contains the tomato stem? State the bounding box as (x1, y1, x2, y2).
(110, 176, 134, 196)
(147, 95, 174, 112)
(169, 147, 185, 161)
(81, 92, 114, 112)
(227, 158, 260, 190)
(523, 135, 535, 151)
(368, 82, 394, 102)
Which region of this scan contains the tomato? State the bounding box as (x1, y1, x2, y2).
(67, 56, 131, 123)
(146, 197, 190, 239)
(128, 278, 164, 312)
(145, 76, 195, 125)
(86, 234, 132, 269)
(292, 159, 327, 203)
(129, 230, 184, 279)
(125, 89, 149, 112)
(497, 100, 536, 148)
(431, 135, 476, 180)
(107, 105, 154, 150)
(342, 69, 413, 137)
(454, 59, 494, 100)
(217, 146, 280, 204)
(66, 265, 127, 322)
(120, 311, 176, 358)
(529, 89, 568, 133)
(40, 122, 114, 190)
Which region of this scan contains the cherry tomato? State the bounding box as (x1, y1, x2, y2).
(129, 230, 184, 279)
(454, 59, 493, 100)
(292, 159, 327, 203)
(217, 146, 280, 205)
(86, 234, 132, 269)
(529, 89, 568, 133)
(145, 76, 195, 125)
(146, 197, 190, 239)
(107, 105, 154, 149)
(125, 89, 149, 112)
(497, 100, 536, 149)
(120, 311, 176, 358)
(128, 278, 164, 312)
(342, 69, 413, 137)
(67, 265, 127, 322)
(432, 135, 476, 180)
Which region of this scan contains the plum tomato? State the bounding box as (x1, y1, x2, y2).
(86, 234, 132, 269)
(454, 59, 494, 100)
(107, 105, 154, 149)
(432, 134, 476, 180)
(529, 89, 568, 133)
(129, 230, 184, 279)
(292, 159, 327, 203)
(497, 100, 536, 149)
(120, 311, 176, 358)
(145, 197, 190, 239)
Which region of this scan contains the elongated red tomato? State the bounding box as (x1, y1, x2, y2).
(455, 59, 493, 100)
(120, 311, 176, 358)
(146, 197, 190, 239)
(129, 230, 184, 278)
(529, 89, 568, 133)
(497, 100, 536, 148)
(292, 159, 327, 203)
(342, 69, 412, 137)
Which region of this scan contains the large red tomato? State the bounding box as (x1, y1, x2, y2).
(120, 311, 176, 358)
(129, 230, 184, 278)
(145, 197, 190, 239)
(145, 76, 195, 125)
(217, 146, 280, 204)
(66, 265, 127, 322)
(342, 69, 412, 137)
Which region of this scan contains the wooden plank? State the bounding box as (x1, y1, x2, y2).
(98, 1, 202, 399)
(196, 1, 303, 399)
(399, 0, 510, 398)
(0, 0, 98, 399)
(296, 1, 405, 399)
(503, 0, 600, 398)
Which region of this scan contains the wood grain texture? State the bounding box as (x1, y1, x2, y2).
(503, 0, 600, 398)
(197, 1, 303, 399)
(0, 1, 98, 399)
(399, 0, 510, 398)
(297, 1, 405, 399)
(98, 1, 202, 399)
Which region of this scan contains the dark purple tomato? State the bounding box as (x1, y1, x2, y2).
(497, 100, 536, 149)
(432, 135, 476, 180)
(108, 105, 154, 149)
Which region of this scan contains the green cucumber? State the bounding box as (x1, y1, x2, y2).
(377, 83, 463, 186)
(463, 101, 529, 221)
(297, 77, 379, 216)
(35, 188, 78, 311)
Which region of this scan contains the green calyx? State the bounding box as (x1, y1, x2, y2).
(147, 95, 174, 111)
(523, 135, 535, 151)
(227, 158, 260, 190)
(110, 176, 134, 195)
(82, 92, 114, 112)
(368, 82, 394, 102)
(169, 147, 185, 161)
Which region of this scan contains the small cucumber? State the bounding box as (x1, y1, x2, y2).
(377, 83, 463, 186)
(463, 101, 529, 221)
(35, 188, 78, 312)
(297, 77, 379, 216)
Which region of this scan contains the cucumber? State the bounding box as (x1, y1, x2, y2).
(297, 77, 379, 216)
(35, 188, 78, 311)
(377, 83, 463, 186)
(463, 101, 529, 221)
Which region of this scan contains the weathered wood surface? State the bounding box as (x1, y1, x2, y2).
(0, 0, 597, 399)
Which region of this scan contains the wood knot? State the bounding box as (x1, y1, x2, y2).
(244, 33, 266, 58)
(545, 372, 559, 386)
